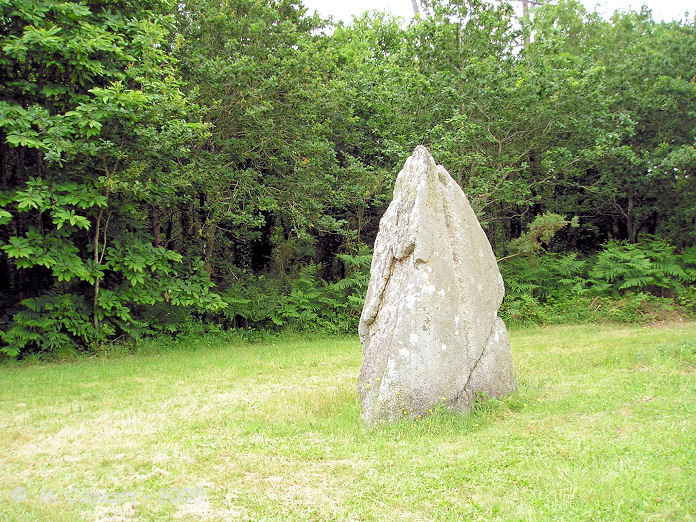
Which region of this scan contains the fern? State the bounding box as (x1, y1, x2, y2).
(589, 238, 691, 297)
(500, 252, 587, 302)
(1, 290, 98, 357)
(326, 245, 373, 329)
(677, 246, 696, 283)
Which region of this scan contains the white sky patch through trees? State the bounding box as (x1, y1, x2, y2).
(301, 0, 693, 24)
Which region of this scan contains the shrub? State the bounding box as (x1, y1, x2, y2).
(588, 238, 692, 297)
(499, 238, 695, 326)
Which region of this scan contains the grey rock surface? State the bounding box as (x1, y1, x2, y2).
(358, 146, 515, 424)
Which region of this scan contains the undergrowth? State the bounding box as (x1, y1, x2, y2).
(3, 238, 695, 359)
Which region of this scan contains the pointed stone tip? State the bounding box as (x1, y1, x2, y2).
(406, 146, 435, 174)
(412, 145, 431, 158)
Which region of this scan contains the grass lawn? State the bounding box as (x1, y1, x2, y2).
(1, 322, 695, 520)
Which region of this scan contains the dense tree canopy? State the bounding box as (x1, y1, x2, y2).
(2, 0, 695, 356)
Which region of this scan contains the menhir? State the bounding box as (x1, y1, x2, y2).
(358, 146, 515, 424)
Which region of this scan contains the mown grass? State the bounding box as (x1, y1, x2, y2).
(1, 323, 695, 520)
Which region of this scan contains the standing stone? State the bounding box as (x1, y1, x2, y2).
(358, 146, 515, 424)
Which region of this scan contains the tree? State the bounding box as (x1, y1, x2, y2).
(0, 0, 224, 357)
(525, 1, 696, 247)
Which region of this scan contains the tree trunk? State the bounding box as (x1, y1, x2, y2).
(204, 223, 217, 275)
(522, 0, 530, 47)
(627, 195, 636, 242)
(150, 203, 161, 247)
(93, 209, 103, 329)
(165, 210, 173, 246)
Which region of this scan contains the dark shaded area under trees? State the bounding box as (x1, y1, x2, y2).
(1, 0, 695, 357)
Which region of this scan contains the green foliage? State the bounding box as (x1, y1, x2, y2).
(272, 265, 332, 330)
(0, 253, 225, 357)
(214, 247, 371, 334)
(678, 246, 696, 282)
(2, 0, 696, 355)
(326, 246, 373, 328)
(506, 212, 579, 258)
(0, 0, 222, 358)
(589, 238, 692, 297)
(501, 252, 587, 301)
(500, 238, 695, 326)
(0, 291, 95, 357)
(500, 251, 588, 325)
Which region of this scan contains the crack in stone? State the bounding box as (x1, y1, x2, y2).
(369, 252, 396, 327)
(460, 322, 494, 400)
(365, 256, 395, 327)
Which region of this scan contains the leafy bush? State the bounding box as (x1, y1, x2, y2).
(325, 246, 373, 332)
(1, 291, 96, 358)
(499, 293, 550, 326)
(589, 238, 692, 297)
(500, 238, 695, 326)
(272, 265, 333, 330)
(501, 252, 587, 302)
(211, 238, 695, 334)
(0, 254, 226, 358)
(214, 246, 372, 335)
(506, 212, 579, 258)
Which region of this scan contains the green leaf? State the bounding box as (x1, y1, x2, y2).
(1, 237, 35, 259)
(0, 209, 12, 225)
